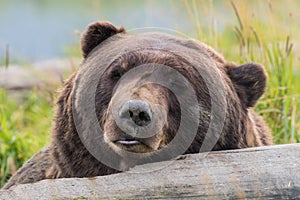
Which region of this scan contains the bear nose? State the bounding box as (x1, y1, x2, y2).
(119, 100, 152, 127)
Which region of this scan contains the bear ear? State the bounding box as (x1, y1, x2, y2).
(227, 62, 267, 107)
(81, 21, 125, 58)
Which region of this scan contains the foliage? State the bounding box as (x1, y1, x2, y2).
(183, 0, 300, 144)
(0, 89, 53, 187)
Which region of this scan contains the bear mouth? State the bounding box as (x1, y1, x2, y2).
(115, 139, 142, 146)
(112, 137, 154, 153)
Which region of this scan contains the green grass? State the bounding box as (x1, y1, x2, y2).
(0, 0, 299, 188)
(183, 0, 300, 144)
(0, 89, 53, 187)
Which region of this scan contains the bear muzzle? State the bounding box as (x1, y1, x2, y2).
(104, 99, 167, 153)
(118, 100, 152, 128)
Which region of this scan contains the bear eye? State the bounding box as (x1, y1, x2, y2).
(110, 69, 122, 81)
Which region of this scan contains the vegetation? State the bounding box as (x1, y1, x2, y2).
(183, 0, 300, 144)
(0, 0, 299, 188)
(0, 90, 54, 187)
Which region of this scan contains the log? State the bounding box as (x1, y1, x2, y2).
(0, 58, 80, 91)
(0, 144, 300, 200)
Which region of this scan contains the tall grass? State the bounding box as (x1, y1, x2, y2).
(183, 0, 300, 144)
(0, 89, 53, 187)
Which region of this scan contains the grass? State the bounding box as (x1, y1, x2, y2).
(0, 89, 54, 187)
(183, 0, 300, 144)
(0, 0, 299, 188)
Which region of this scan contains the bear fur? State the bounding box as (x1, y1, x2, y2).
(2, 21, 272, 190)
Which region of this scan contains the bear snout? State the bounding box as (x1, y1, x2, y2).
(118, 100, 152, 127)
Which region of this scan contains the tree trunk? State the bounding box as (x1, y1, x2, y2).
(1, 144, 299, 200)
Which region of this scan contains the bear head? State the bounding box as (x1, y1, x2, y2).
(49, 21, 271, 178)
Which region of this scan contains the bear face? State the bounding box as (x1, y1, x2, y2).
(46, 21, 272, 178)
(98, 50, 207, 155)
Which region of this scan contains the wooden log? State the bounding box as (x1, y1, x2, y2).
(0, 59, 79, 91)
(0, 144, 300, 200)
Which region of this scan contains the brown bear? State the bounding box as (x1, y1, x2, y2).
(2, 21, 272, 190)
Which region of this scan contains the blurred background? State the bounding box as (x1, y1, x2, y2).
(0, 0, 193, 62)
(0, 0, 299, 187)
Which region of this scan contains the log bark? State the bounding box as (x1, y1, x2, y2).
(0, 144, 299, 200)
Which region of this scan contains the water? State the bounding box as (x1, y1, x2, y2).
(0, 0, 195, 63)
(0, 1, 298, 64)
